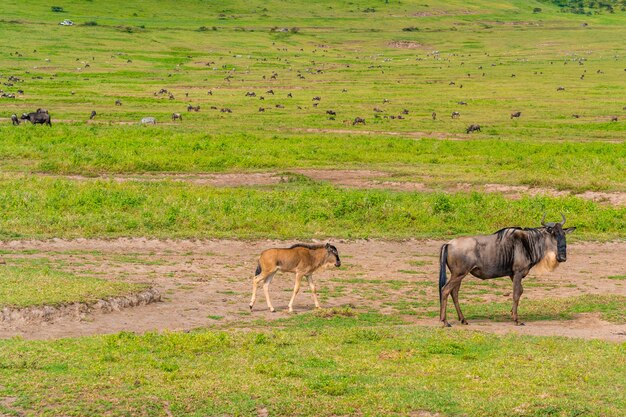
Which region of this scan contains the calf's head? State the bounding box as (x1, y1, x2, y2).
(324, 243, 341, 267)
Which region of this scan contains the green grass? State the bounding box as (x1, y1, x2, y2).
(0, 264, 146, 308)
(0, 324, 624, 416)
(0, 177, 623, 240)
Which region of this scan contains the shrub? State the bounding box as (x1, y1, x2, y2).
(533, 7, 542, 13)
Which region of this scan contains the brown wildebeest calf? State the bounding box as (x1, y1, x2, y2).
(466, 124, 481, 133)
(249, 243, 341, 313)
(511, 111, 521, 119)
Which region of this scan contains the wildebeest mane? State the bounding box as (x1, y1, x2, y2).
(493, 226, 549, 266)
(289, 243, 325, 250)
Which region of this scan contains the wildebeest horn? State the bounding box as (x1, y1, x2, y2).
(541, 213, 546, 226)
(541, 213, 556, 228)
(560, 213, 566, 226)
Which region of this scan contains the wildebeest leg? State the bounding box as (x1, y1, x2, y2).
(262, 272, 277, 312)
(440, 273, 466, 327)
(288, 273, 304, 313)
(249, 272, 271, 311)
(451, 283, 467, 324)
(305, 275, 321, 309)
(511, 274, 525, 325)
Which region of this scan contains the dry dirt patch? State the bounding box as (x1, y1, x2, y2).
(0, 239, 624, 341)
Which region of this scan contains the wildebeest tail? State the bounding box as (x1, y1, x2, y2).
(439, 244, 448, 301)
(255, 262, 261, 276)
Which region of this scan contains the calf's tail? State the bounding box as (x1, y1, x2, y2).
(439, 244, 449, 301)
(255, 262, 261, 276)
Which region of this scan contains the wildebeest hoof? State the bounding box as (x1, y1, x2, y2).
(442, 321, 452, 328)
(515, 321, 525, 326)
(249, 305, 253, 311)
(269, 308, 276, 313)
(461, 319, 469, 325)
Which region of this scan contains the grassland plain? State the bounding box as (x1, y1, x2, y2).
(1, 1, 625, 416)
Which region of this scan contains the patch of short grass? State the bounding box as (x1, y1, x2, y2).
(0, 326, 623, 416)
(0, 265, 147, 308)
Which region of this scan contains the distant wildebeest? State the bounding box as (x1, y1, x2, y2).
(557, 86, 565, 91)
(11, 114, 19, 125)
(466, 124, 480, 133)
(172, 113, 182, 121)
(511, 111, 522, 119)
(326, 110, 336, 116)
(187, 105, 200, 112)
(439, 214, 575, 326)
(141, 117, 156, 125)
(266, 89, 274, 95)
(275, 104, 284, 109)
(21, 111, 51, 126)
(287, 92, 293, 98)
(402, 109, 409, 115)
(115, 100, 122, 106)
(373, 107, 383, 113)
(249, 243, 341, 313)
(258, 107, 265, 112)
(245, 91, 256, 97)
(611, 116, 618, 122)
(458, 101, 467, 106)
(451, 111, 460, 119)
(572, 114, 580, 118)
(353, 117, 366, 125)
(220, 108, 232, 113)
(312, 96, 321, 101)
(89, 110, 97, 120)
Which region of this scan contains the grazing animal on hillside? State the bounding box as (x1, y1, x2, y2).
(141, 117, 156, 125)
(458, 101, 467, 106)
(353, 117, 366, 125)
(312, 96, 321, 101)
(611, 116, 618, 122)
(187, 105, 200, 112)
(451, 111, 460, 119)
(245, 91, 256, 97)
(115, 100, 122, 106)
(21, 111, 51, 126)
(402, 109, 409, 115)
(511, 111, 522, 119)
(326, 110, 336, 116)
(172, 113, 182, 121)
(220, 108, 232, 113)
(572, 114, 580, 118)
(432, 112, 437, 120)
(439, 214, 575, 326)
(249, 243, 341, 313)
(466, 124, 481, 133)
(266, 89, 274, 95)
(557, 86, 565, 91)
(11, 114, 19, 125)
(89, 110, 97, 120)
(287, 92, 293, 98)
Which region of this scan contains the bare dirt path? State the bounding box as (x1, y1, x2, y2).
(0, 239, 624, 341)
(27, 169, 626, 206)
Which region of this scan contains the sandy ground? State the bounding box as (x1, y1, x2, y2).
(0, 238, 624, 341)
(33, 169, 626, 206)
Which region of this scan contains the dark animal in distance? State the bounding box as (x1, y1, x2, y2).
(115, 100, 122, 106)
(451, 111, 460, 119)
(249, 243, 341, 313)
(326, 110, 336, 116)
(353, 117, 366, 125)
(21, 111, 51, 126)
(11, 114, 19, 125)
(89, 110, 97, 120)
(172, 113, 182, 121)
(187, 105, 200, 112)
(557, 86, 565, 91)
(611, 116, 618, 122)
(432, 112, 437, 120)
(466, 124, 481, 133)
(511, 111, 522, 119)
(439, 214, 575, 326)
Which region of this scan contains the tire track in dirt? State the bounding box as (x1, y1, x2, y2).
(0, 238, 624, 341)
(21, 170, 626, 206)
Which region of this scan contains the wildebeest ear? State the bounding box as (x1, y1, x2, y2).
(563, 227, 576, 234)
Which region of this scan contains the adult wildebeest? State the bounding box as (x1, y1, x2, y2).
(89, 110, 97, 120)
(172, 113, 182, 121)
(432, 112, 437, 120)
(451, 111, 460, 119)
(249, 243, 341, 313)
(21, 111, 51, 126)
(11, 114, 19, 125)
(326, 110, 336, 116)
(353, 117, 365, 125)
(439, 214, 575, 327)
(115, 99, 122, 106)
(511, 111, 521, 119)
(466, 124, 480, 133)
(141, 117, 156, 125)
